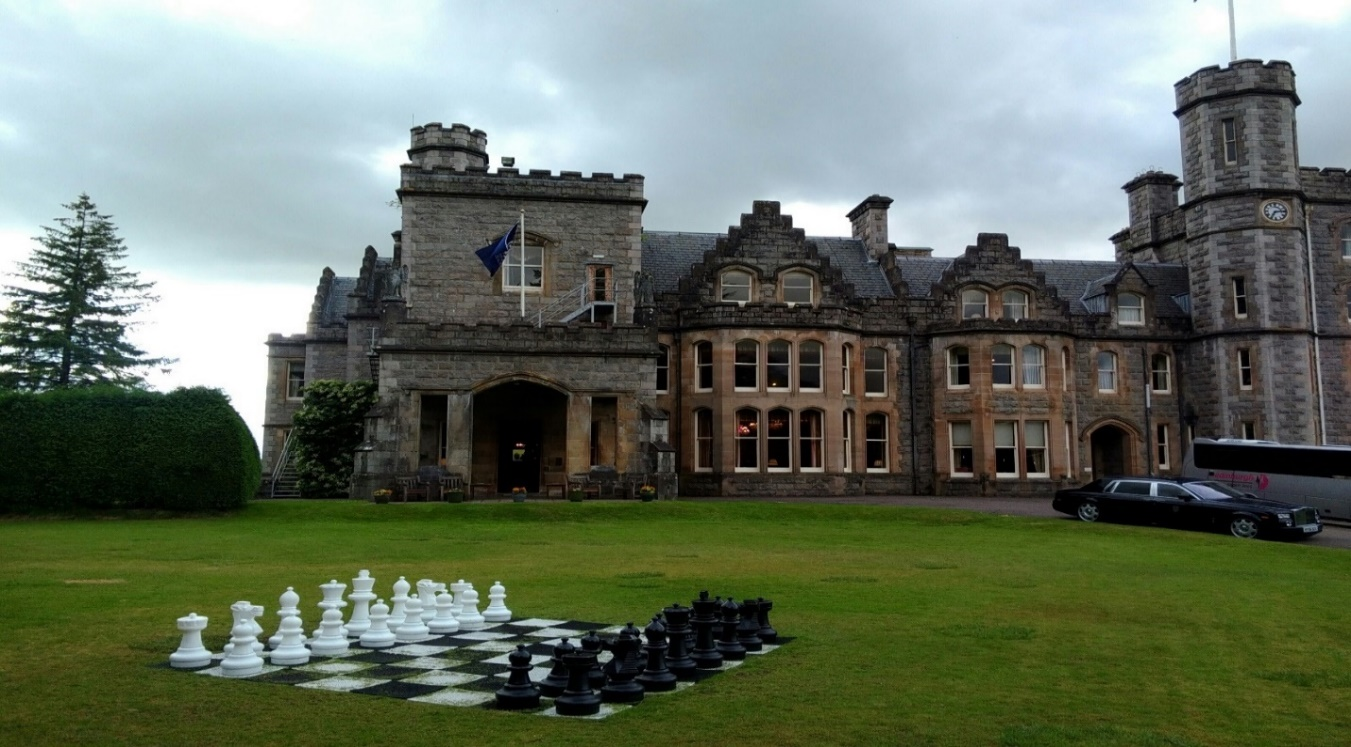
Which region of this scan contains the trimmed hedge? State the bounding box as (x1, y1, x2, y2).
(0, 386, 260, 512)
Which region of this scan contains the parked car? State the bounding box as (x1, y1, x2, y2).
(1052, 476, 1322, 540)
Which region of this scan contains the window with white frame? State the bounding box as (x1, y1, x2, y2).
(961, 289, 988, 319)
(991, 344, 1014, 387)
(994, 421, 1019, 477)
(720, 269, 752, 303)
(1241, 420, 1256, 439)
(1151, 353, 1171, 393)
(799, 341, 823, 391)
(695, 408, 713, 471)
(1232, 276, 1248, 318)
(766, 408, 791, 471)
(1118, 293, 1144, 325)
(1002, 289, 1029, 320)
(950, 421, 974, 476)
(734, 340, 758, 390)
(1097, 351, 1118, 392)
(800, 410, 823, 471)
(948, 346, 970, 388)
(767, 340, 791, 390)
(1022, 345, 1045, 387)
(1237, 348, 1253, 390)
(1025, 421, 1048, 477)
(286, 361, 305, 400)
(782, 271, 813, 305)
(841, 343, 852, 394)
(865, 413, 888, 471)
(842, 410, 854, 471)
(735, 408, 759, 470)
(864, 347, 887, 396)
(505, 245, 544, 291)
(1342, 225, 1351, 259)
(1064, 421, 1075, 476)
(1222, 118, 1238, 164)
(1156, 424, 1170, 470)
(655, 344, 669, 393)
(695, 341, 713, 391)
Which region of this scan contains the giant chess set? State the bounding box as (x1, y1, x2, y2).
(164, 572, 785, 718)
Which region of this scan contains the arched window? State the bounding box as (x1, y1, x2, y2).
(720, 269, 752, 303)
(782, 271, 814, 305)
(865, 413, 888, 472)
(1118, 293, 1144, 325)
(1002, 289, 1030, 320)
(1097, 351, 1118, 392)
(841, 343, 853, 394)
(1341, 225, 1351, 259)
(734, 340, 758, 390)
(842, 410, 855, 471)
(991, 344, 1015, 387)
(1151, 353, 1171, 393)
(767, 340, 791, 390)
(766, 408, 791, 471)
(1022, 345, 1045, 387)
(864, 347, 887, 395)
(655, 344, 669, 393)
(799, 341, 823, 391)
(948, 347, 970, 387)
(695, 341, 713, 391)
(735, 408, 759, 470)
(800, 410, 823, 471)
(694, 408, 713, 471)
(961, 289, 988, 319)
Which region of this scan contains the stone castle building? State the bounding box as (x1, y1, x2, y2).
(263, 59, 1351, 498)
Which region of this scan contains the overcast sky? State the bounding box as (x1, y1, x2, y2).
(2, 0, 1350, 447)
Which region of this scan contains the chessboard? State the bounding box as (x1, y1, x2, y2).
(167, 617, 787, 719)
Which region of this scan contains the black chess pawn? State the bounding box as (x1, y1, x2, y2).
(663, 603, 698, 680)
(579, 629, 607, 691)
(494, 644, 542, 710)
(538, 637, 575, 698)
(635, 614, 678, 692)
(690, 591, 724, 670)
(716, 597, 747, 661)
(756, 597, 777, 643)
(737, 599, 764, 652)
(554, 650, 602, 716)
(600, 628, 645, 704)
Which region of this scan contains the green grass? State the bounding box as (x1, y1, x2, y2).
(2, 500, 1348, 746)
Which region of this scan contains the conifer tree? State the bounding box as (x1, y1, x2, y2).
(0, 194, 171, 391)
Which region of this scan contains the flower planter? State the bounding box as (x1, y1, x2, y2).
(511, 488, 528, 503)
(372, 490, 392, 504)
(446, 490, 465, 504)
(567, 490, 585, 503)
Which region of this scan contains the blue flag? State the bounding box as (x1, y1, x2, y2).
(474, 223, 519, 276)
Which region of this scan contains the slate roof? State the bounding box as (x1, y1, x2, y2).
(891, 256, 954, 297)
(319, 277, 357, 326)
(640, 231, 896, 299)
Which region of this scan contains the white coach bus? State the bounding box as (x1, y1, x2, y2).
(1181, 438, 1351, 521)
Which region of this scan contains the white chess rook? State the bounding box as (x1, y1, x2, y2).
(169, 613, 213, 669)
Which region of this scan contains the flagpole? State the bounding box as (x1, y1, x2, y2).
(1228, 0, 1237, 61)
(518, 206, 524, 317)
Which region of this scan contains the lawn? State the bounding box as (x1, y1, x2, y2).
(1, 500, 1347, 747)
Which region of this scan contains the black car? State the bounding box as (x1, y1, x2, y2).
(1052, 476, 1322, 540)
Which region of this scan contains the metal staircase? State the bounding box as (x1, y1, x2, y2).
(534, 279, 624, 327)
(267, 431, 300, 498)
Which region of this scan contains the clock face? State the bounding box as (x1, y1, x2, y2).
(1262, 200, 1290, 223)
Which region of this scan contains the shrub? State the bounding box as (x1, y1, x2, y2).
(290, 380, 377, 499)
(0, 386, 259, 512)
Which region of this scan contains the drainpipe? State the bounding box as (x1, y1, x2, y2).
(1303, 205, 1327, 444)
(907, 327, 919, 496)
(1143, 348, 1153, 476)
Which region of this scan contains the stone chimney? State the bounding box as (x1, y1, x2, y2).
(847, 195, 893, 260)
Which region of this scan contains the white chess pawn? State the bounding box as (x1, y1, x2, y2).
(396, 596, 430, 642)
(170, 613, 213, 669)
(220, 619, 264, 677)
(359, 598, 396, 649)
(309, 607, 350, 656)
(389, 576, 410, 628)
(428, 591, 460, 634)
(269, 615, 310, 666)
(457, 587, 485, 631)
(224, 601, 262, 655)
(347, 570, 376, 637)
(269, 587, 302, 649)
(482, 581, 512, 623)
(417, 579, 438, 623)
(449, 579, 469, 617)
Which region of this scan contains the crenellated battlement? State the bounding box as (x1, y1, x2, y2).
(1174, 59, 1299, 113)
(407, 122, 489, 171)
(1300, 166, 1351, 201)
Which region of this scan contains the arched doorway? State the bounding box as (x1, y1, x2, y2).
(472, 380, 569, 493)
(1090, 424, 1132, 478)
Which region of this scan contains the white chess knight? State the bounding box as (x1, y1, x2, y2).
(482, 581, 512, 623)
(456, 587, 485, 631)
(169, 613, 213, 669)
(269, 615, 310, 666)
(269, 587, 303, 649)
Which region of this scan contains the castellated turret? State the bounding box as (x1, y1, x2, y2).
(407, 122, 489, 171)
